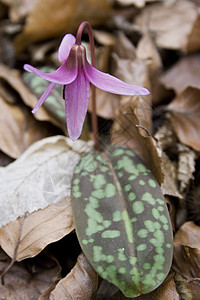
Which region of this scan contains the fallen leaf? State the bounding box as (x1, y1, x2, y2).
(116, 0, 157, 8)
(0, 64, 64, 129)
(111, 100, 163, 185)
(114, 31, 136, 60)
(167, 87, 200, 151)
(113, 54, 151, 92)
(0, 197, 74, 261)
(1, 0, 38, 22)
(160, 54, 200, 94)
(0, 95, 59, 158)
(160, 151, 182, 200)
(0, 151, 14, 167)
(88, 88, 120, 119)
(112, 51, 152, 133)
(0, 35, 15, 67)
(151, 274, 180, 300)
(14, 0, 113, 52)
(136, 32, 162, 74)
(155, 122, 196, 197)
(186, 183, 200, 226)
(134, 0, 200, 52)
(177, 144, 196, 193)
(174, 272, 200, 300)
(174, 221, 200, 248)
(49, 252, 98, 300)
(93, 30, 116, 46)
(154, 121, 177, 155)
(0, 248, 61, 299)
(136, 32, 163, 104)
(174, 221, 200, 280)
(0, 135, 92, 227)
(88, 36, 120, 119)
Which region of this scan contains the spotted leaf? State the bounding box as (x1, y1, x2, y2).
(71, 146, 173, 298)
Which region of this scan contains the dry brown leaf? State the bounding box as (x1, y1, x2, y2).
(93, 30, 116, 46)
(114, 32, 136, 60)
(116, 0, 157, 8)
(155, 121, 177, 152)
(174, 245, 200, 280)
(147, 275, 179, 300)
(0, 248, 61, 299)
(0, 135, 92, 227)
(177, 144, 196, 193)
(113, 54, 150, 91)
(174, 221, 200, 248)
(88, 88, 120, 119)
(14, 0, 113, 52)
(174, 221, 200, 281)
(160, 54, 200, 95)
(49, 252, 98, 300)
(112, 52, 152, 132)
(88, 31, 138, 120)
(0, 64, 65, 130)
(160, 151, 182, 199)
(155, 123, 196, 195)
(174, 272, 200, 300)
(1, 0, 38, 21)
(134, 0, 200, 52)
(88, 34, 120, 120)
(0, 95, 58, 158)
(136, 31, 162, 74)
(0, 151, 14, 167)
(186, 184, 200, 226)
(0, 197, 74, 261)
(136, 32, 163, 104)
(167, 87, 200, 151)
(111, 99, 163, 185)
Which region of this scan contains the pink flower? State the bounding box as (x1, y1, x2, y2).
(24, 34, 149, 141)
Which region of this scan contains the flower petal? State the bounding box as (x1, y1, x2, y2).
(32, 82, 55, 113)
(84, 61, 150, 96)
(64, 69, 90, 141)
(24, 61, 78, 85)
(58, 34, 76, 62)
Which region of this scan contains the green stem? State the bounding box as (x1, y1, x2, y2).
(76, 21, 99, 150)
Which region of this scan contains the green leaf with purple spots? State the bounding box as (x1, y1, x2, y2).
(71, 146, 173, 298)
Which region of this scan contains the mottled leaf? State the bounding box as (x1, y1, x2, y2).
(72, 146, 173, 297)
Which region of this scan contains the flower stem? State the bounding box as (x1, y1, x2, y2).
(76, 21, 99, 150)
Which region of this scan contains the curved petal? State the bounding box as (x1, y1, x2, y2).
(58, 34, 76, 62)
(24, 61, 78, 85)
(32, 82, 55, 113)
(84, 61, 150, 96)
(64, 69, 90, 141)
